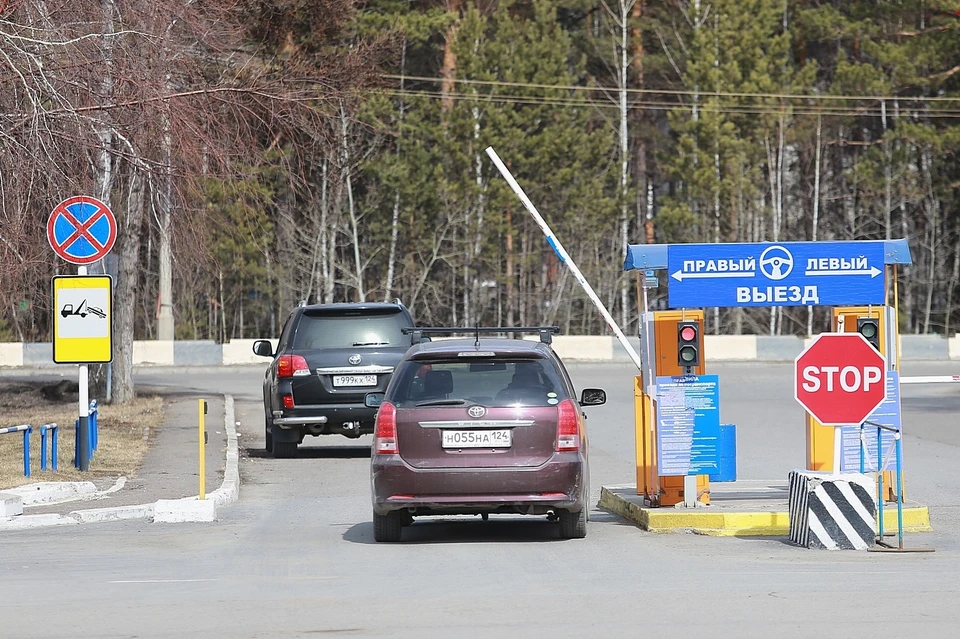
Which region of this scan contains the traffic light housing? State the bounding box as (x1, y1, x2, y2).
(677, 321, 701, 368)
(857, 317, 881, 351)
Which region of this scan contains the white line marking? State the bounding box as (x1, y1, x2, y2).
(108, 579, 219, 584)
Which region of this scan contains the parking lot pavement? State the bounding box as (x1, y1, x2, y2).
(0, 362, 957, 638)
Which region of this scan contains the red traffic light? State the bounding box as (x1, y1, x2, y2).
(680, 326, 697, 342)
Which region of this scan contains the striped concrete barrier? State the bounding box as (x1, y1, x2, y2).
(788, 470, 876, 550)
(1, 334, 959, 367)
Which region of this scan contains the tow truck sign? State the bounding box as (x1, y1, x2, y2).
(52, 275, 113, 364)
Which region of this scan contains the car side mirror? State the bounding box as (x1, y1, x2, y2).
(252, 339, 274, 357)
(580, 388, 606, 406)
(364, 392, 385, 408)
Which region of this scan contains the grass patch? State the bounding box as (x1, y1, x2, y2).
(0, 382, 163, 490)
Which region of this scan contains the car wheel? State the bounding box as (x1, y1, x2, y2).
(558, 508, 587, 539)
(264, 419, 274, 454)
(373, 511, 403, 542)
(272, 440, 297, 459)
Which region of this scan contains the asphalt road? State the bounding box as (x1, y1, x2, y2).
(1, 361, 958, 638)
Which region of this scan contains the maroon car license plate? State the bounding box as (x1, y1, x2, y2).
(441, 429, 512, 449)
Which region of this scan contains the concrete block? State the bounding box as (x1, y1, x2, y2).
(755, 335, 805, 361)
(788, 470, 876, 550)
(222, 339, 278, 365)
(950, 334, 960, 360)
(133, 340, 175, 366)
(611, 336, 644, 363)
(550, 336, 614, 361)
(899, 335, 949, 360)
(0, 513, 78, 530)
(22, 342, 55, 367)
(6, 481, 97, 506)
(153, 498, 216, 523)
(174, 340, 222, 366)
(0, 343, 24, 367)
(0, 492, 23, 517)
(71, 504, 154, 524)
(705, 335, 757, 361)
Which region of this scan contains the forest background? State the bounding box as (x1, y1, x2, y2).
(2, 1, 960, 401)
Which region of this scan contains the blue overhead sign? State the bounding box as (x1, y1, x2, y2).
(667, 241, 886, 308)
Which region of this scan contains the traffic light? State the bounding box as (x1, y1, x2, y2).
(857, 317, 881, 351)
(677, 321, 701, 368)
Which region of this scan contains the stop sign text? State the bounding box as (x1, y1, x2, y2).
(800, 365, 883, 393)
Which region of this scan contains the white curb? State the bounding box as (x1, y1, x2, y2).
(70, 503, 155, 524)
(0, 513, 79, 529)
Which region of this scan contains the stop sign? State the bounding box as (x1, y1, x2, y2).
(795, 333, 887, 425)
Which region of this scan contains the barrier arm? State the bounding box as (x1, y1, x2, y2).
(485, 146, 643, 372)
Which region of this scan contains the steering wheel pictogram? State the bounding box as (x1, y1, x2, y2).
(47, 196, 117, 265)
(759, 245, 794, 281)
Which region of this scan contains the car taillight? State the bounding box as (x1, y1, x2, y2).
(282, 394, 295, 409)
(278, 354, 310, 378)
(374, 402, 398, 455)
(556, 399, 580, 452)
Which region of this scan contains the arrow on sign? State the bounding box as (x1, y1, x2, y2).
(803, 267, 882, 278)
(671, 270, 756, 282)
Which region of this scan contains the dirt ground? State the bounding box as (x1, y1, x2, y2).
(0, 380, 163, 490)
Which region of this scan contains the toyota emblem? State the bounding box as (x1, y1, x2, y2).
(348, 354, 362, 365)
(467, 405, 486, 418)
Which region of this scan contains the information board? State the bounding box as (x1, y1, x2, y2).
(839, 371, 902, 472)
(655, 375, 721, 476)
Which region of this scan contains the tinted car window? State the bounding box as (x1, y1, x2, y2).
(293, 311, 408, 350)
(389, 359, 569, 408)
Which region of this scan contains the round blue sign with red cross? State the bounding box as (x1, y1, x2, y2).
(47, 196, 117, 265)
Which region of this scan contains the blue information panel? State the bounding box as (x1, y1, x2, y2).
(840, 372, 902, 472)
(667, 241, 885, 308)
(655, 375, 721, 476)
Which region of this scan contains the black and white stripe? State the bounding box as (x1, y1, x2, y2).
(788, 470, 876, 550)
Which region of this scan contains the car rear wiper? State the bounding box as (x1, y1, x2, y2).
(414, 399, 468, 407)
(353, 341, 388, 346)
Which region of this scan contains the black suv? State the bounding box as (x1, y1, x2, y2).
(253, 301, 417, 458)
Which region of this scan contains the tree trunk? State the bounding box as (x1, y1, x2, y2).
(441, 0, 462, 113)
(111, 166, 146, 404)
(505, 205, 515, 329)
(807, 114, 822, 337)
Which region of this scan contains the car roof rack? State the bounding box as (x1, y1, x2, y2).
(297, 299, 308, 308)
(401, 325, 561, 346)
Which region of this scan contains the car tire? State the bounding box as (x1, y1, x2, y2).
(373, 511, 403, 542)
(272, 440, 297, 459)
(264, 419, 274, 454)
(559, 508, 587, 539)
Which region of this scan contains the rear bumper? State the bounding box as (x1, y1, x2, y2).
(270, 404, 377, 439)
(371, 453, 585, 516)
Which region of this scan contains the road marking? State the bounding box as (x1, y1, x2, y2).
(108, 579, 219, 584)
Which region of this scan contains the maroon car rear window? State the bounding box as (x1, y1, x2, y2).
(390, 359, 569, 408)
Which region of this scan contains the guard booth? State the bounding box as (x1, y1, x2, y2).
(623, 240, 913, 508)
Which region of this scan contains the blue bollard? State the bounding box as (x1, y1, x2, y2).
(41, 426, 48, 471)
(74, 418, 80, 469)
(23, 426, 31, 477)
(52, 425, 59, 471)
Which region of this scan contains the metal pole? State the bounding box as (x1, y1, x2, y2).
(832, 426, 842, 474)
(485, 146, 644, 371)
(77, 265, 90, 472)
(859, 424, 865, 474)
(877, 425, 884, 540)
(895, 431, 904, 549)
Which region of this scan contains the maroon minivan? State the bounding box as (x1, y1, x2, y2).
(367, 330, 606, 542)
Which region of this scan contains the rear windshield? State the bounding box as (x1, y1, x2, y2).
(292, 311, 408, 349)
(389, 358, 569, 408)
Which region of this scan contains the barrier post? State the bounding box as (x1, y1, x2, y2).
(52, 424, 59, 471)
(41, 426, 48, 471)
(23, 426, 31, 477)
(895, 431, 904, 549)
(877, 425, 884, 540)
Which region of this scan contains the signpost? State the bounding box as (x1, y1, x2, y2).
(667, 241, 886, 309)
(47, 196, 118, 472)
(795, 333, 887, 472)
(655, 375, 721, 479)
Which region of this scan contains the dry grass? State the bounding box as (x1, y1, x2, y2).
(0, 382, 164, 490)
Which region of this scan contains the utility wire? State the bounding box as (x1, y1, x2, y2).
(380, 73, 960, 104)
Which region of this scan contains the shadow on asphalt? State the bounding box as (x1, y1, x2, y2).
(244, 445, 371, 459)
(343, 518, 569, 544)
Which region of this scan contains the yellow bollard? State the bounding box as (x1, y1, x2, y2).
(199, 399, 207, 500)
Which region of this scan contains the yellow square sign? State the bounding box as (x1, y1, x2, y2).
(52, 275, 113, 364)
